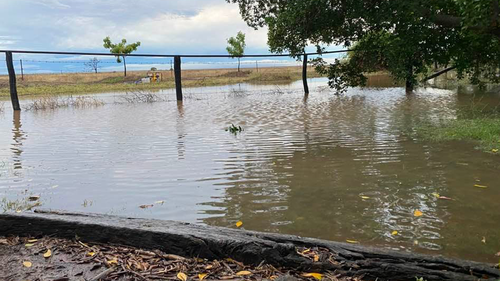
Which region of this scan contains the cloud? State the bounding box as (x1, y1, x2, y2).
(29, 0, 71, 9)
(53, 4, 268, 54)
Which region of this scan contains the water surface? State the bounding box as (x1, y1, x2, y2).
(0, 78, 499, 263)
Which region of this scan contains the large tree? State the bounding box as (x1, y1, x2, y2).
(227, 0, 500, 92)
(103, 37, 141, 77)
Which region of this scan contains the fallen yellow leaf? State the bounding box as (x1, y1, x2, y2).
(23, 261, 32, 268)
(205, 264, 213, 270)
(177, 272, 188, 281)
(27, 239, 38, 243)
(270, 276, 279, 280)
(303, 273, 323, 280)
(313, 255, 319, 262)
(392, 231, 398, 235)
(431, 193, 440, 198)
(198, 273, 208, 281)
(346, 240, 359, 244)
(87, 252, 96, 257)
(155, 200, 165, 205)
(235, 221, 243, 228)
(43, 249, 52, 258)
(25, 243, 34, 247)
(107, 258, 118, 266)
(492, 149, 499, 153)
(360, 196, 370, 199)
(474, 184, 488, 188)
(236, 271, 252, 276)
(482, 237, 486, 244)
(414, 210, 423, 217)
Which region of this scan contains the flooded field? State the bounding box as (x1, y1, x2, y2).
(1, 77, 499, 263)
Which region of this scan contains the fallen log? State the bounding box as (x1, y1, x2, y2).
(0, 210, 498, 281)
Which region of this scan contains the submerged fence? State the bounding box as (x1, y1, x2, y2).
(0, 49, 349, 111)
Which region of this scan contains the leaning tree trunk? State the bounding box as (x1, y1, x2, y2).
(123, 55, 127, 77)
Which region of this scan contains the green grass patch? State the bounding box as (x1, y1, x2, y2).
(417, 118, 500, 153)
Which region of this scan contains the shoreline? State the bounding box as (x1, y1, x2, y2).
(1, 210, 498, 281)
(0, 66, 324, 97)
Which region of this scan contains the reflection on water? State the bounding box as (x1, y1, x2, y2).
(11, 111, 25, 170)
(0, 78, 499, 263)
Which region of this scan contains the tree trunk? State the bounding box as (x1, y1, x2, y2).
(123, 56, 127, 77)
(406, 65, 414, 93)
(238, 57, 241, 72)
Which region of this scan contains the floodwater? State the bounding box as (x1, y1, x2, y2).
(1, 77, 499, 263)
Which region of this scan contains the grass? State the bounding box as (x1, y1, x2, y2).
(1, 197, 42, 213)
(418, 118, 500, 152)
(416, 96, 500, 153)
(0, 66, 323, 97)
(118, 91, 167, 103)
(23, 95, 105, 111)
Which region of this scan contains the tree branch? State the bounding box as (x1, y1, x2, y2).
(422, 66, 457, 82)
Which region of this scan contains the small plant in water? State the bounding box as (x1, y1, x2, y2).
(226, 124, 243, 135)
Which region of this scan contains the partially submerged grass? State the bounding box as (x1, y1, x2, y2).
(418, 118, 500, 152)
(1, 197, 42, 213)
(118, 91, 167, 103)
(24, 96, 105, 111)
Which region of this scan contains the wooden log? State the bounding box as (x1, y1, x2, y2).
(0, 210, 498, 281)
(302, 54, 309, 96)
(174, 56, 183, 101)
(5, 52, 21, 111)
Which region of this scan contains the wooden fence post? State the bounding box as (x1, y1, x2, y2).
(174, 56, 183, 101)
(20, 59, 24, 81)
(6, 52, 21, 111)
(302, 54, 309, 96)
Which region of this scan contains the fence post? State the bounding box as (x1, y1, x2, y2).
(20, 59, 24, 81)
(6, 52, 21, 111)
(302, 54, 309, 96)
(174, 56, 183, 101)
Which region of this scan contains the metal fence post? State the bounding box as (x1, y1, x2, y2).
(174, 56, 183, 101)
(5, 52, 21, 111)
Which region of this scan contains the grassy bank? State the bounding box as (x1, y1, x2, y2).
(417, 118, 500, 153)
(0, 66, 323, 97)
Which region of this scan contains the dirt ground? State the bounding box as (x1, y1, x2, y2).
(0, 236, 359, 281)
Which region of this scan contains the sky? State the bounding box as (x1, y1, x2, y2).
(0, 0, 342, 73)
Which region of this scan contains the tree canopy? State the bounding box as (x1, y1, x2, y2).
(226, 31, 247, 72)
(103, 37, 141, 77)
(227, 0, 500, 92)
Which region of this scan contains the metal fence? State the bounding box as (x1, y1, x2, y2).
(0, 49, 349, 111)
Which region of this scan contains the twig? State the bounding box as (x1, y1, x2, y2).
(88, 267, 115, 281)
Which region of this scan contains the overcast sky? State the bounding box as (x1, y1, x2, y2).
(0, 0, 271, 54)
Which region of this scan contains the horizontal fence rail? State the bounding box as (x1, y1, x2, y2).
(1, 49, 350, 110)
